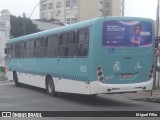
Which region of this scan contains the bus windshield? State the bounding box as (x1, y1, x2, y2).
(103, 20, 152, 47)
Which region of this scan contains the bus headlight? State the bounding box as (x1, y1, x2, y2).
(96, 65, 105, 83)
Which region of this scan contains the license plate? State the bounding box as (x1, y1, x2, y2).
(122, 74, 133, 79)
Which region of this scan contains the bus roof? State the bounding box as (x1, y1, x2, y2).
(7, 16, 153, 44)
(7, 17, 98, 44)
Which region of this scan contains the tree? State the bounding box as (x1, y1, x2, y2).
(10, 15, 39, 38)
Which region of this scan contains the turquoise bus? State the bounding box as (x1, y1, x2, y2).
(5, 17, 154, 96)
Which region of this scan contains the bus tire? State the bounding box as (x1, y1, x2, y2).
(46, 76, 57, 97)
(13, 72, 21, 87)
(91, 94, 97, 96)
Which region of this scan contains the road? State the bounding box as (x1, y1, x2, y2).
(0, 81, 160, 120)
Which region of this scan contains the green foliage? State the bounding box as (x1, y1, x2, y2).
(0, 67, 4, 73)
(10, 15, 39, 38)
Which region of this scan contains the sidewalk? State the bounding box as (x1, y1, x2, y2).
(121, 90, 160, 103)
(0, 79, 13, 83)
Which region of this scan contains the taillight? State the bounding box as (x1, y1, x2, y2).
(96, 65, 105, 82)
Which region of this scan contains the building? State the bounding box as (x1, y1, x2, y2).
(40, 0, 124, 24)
(0, 10, 10, 66)
(32, 19, 64, 31)
(40, 0, 53, 19)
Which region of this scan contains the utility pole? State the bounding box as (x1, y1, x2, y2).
(121, 0, 125, 16)
(157, 0, 160, 89)
(156, 0, 159, 37)
(23, 13, 26, 35)
(29, 1, 45, 19)
(152, 0, 160, 94)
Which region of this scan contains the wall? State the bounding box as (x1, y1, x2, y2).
(0, 10, 10, 66)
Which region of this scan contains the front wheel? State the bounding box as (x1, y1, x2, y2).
(46, 76, 57, 97)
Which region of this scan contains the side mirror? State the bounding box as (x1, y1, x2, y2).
(4, 48, 7, 54)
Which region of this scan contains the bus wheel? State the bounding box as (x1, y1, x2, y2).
(46, 76, 57, 97)
(91, 94, 97, 96)
(13, 72, 20, 87)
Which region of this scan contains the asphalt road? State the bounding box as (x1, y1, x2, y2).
(0, 81, 160, 120)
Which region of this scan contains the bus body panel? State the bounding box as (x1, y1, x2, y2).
(8, 58, 90, 88)
(90, 17, 154, 85)
(5, 17, 154, 95)
(90, 79, 153, 94)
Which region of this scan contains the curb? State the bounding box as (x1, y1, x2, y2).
(133, 97, 160, 103)
(0, 80, 13, 83)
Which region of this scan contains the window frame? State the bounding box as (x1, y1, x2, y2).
(76, 28, 90, 58)
(59, 31, 76, 58)
(25, 39, 35, 58)
(35, 37, 47, 58)
(46, 34, 59, 58)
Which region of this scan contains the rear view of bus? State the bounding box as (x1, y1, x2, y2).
(90, 17, 154, 94)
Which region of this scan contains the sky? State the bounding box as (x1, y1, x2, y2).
(0, 0, 158, 20)
(0, 0, 39, 19)
(125, 0, 157, 20)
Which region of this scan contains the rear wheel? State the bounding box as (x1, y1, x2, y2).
(46, 76, 57, 97)
(13, 72, 21, 87)
(91, 94, 97, 96)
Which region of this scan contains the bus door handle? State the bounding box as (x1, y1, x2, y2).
(57, 59, 60, 64)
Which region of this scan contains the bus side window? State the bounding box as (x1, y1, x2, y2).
(11, 43, 15, 58)
(15, 42, 25, 59)
(23, 42, 26, 58)
(59, 31, 76, 57)
(77, 28, 89, 57)
(35, 38, 41, 58)
(59, 33, 69, 57)
(20, 42, 25, 58)
(68, 32, 76, 57)
(14, 43, 18, 58)
(26, 39, 35, 58)
(35, 37, 46, 58)
(31, 39, 35, 58)
(26, 40, 31, 58)
(46, 35, 59, 58)
(11, 44, 12, 57)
